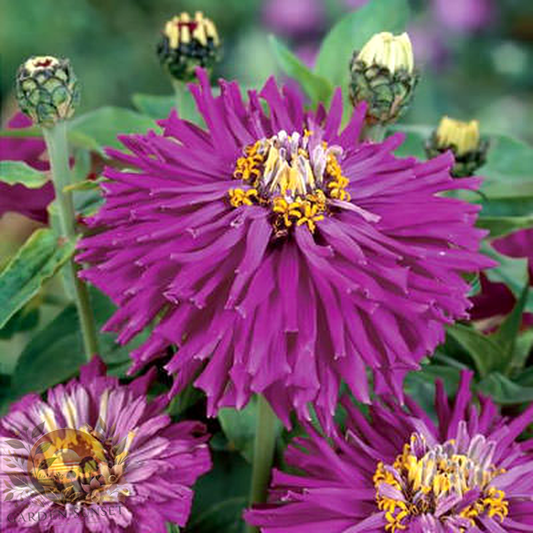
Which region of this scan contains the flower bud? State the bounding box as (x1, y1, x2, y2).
(349, 32, 418, 125)
(16, 56, 80, 127)
(157, 11, 220, 82)
(426, 116, 489, 177)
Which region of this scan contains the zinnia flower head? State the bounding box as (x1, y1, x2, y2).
(245, 371, 533, 532)
(78, 69, 492, 429)
(0, 113, 54, 223)
(0, 357, 211, 532)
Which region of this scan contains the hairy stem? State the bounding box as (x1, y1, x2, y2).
(43, 122, 99, 360)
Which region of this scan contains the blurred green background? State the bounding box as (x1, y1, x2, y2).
(1, 0, 533, 140)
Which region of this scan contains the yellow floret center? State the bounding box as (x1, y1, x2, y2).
(373, 435, 508, 532)
(229, 131, 350, 233)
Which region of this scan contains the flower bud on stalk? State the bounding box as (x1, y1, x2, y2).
(426, 116, 489, 177)
(157, 11, 221, 83)
(349, 32, 418, 126)
(15, 55, 98, 361)
(16, 56, 80, 127)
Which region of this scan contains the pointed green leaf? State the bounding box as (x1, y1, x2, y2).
(269, 36, 333, 104)
(0, 229, 75, 329)
(491, 283, 529, 372)
(314, 0, 410, 88)
(0, 160, 48, 188)
(446, 323, 502, 377)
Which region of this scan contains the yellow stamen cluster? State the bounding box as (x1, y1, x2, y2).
(229, 132, 351, 234)
(272, 194, 325, 233)
(326, 155, 351, 201)
(228, 188, 258, 207)
(233, 141, 264, 182)
(435, 116, 480, 156)
(373, 437, 508, 532)
(164, 11, 219, 49)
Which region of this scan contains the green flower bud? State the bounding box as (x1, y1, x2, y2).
(157, 11, 221, 82)
(349, 32, 419, 125)
(16, 56, 80, 127)
(426, 116, 489, 177)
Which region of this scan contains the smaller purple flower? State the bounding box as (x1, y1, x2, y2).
(245, 371, 533, 532)
(262, 0, 325, 38)
(0, 358, 211, 532)
(0, 113, 54, 223)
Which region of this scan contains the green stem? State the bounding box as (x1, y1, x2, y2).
(362, 123, 386, 142)
(42, 122, 99, 361)
(246, 395, 278, 533)
(171, 78, 185, 112)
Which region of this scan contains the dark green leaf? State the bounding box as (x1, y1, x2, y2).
(491, 283, 529, 373)
(0, 160, 48, 188)
(0, 229, 75, 329)
(0, 305, 39, 339)
(477, 215, 533, 239)
(188, 450, 250, 533)
(446, 323, 501, 377)
(315, 0, 410, 88)
(269, 36, 333, 105)
(132, 92, 201, 124)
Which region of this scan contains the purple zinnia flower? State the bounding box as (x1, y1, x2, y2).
(0, 358, 211, 532)
(0, 113, 54, 223)
(78, 69, 492, 428)
(245, 371, 533, 532)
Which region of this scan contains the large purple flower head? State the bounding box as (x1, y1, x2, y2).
(0, 358, 211, 532)
(0, 113, 54, 223)
(78, 69, 492, 428)
(245, 371, 533, 532)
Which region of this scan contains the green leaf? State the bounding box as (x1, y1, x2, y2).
(404, 363, 461, 422)
(0, 160, 48, 188)
(314, 0, 410, 88)
(9, 304, 86, 398)
(188, 450, 250, 533)
(69, 106, 156, 152)
(0, 305, 39, 340)
(478, 372, 533, 405)
(514, 330, 533, 373)
(481, 134, 533, 198)
(0, 229, 75, 329)
(5, 287, 144, 404)
(491, 283, 529, 372)
(446, 323, 502, 377)
(269, 36, 333, 105)
(478, 197, 533, 218)
(133, 93, 175, 120)
(477, 215, 533, 239)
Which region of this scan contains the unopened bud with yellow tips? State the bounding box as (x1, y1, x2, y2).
(349, 32, 419, 125)
(157, 11, 221, 82)
(16, 56, 80, 127)
(426, 116, 489, 177)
